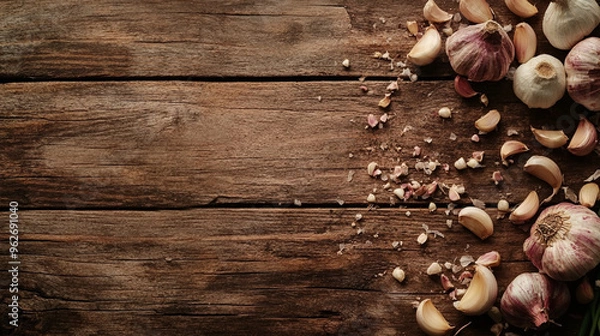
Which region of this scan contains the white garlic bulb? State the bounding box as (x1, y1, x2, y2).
(513, 54, 565, 108)
(565, 37, 600, 111)
(543, 0, 600, 50)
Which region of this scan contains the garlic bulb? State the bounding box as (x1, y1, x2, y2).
(524, 202, 600, 281)
(513, 54, 566, 108)
(500, 272, 570, 329)
(565, 37, 600, 111)
(543, 0, 600, 50)
(445, 20, 515, 82)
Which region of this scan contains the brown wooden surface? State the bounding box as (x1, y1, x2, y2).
(1, 0, 599, 335)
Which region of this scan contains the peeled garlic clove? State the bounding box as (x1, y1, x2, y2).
(523, 155, 563, 203)
(454, 265, 498, 315)
(514, 22, 537, 64)
(530, 126, 568, 149)
(458, 207, 494, 240)
(454, 75, 479, 98)
(459, 0, 494, 23)
(567, 116, 598, 156)
(513, 54, 566, 109)
(579, 183, 599, 208)
(505, 0, 538, 18)
(474, 109, 501, 133)
(509, 190, 540, 224)
(500, 140, 529, 166)
(565, 37, 600, 111)
(416, 299, 454, 336)
(543, 0, 600, 50)
(424, 0, 453, 23)
(407, 25, 442, 66)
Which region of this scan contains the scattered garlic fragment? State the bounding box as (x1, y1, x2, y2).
(509, 190, 539, 224)
(458, 207, 494, 240)
(407, 25, 442, 66)
(427, 262, 443, 275)
(406, 20, 419, 36)
(497, 199, 510, 212)
(367, 162, 379, 177)
(453, 265, 498, 315)
(379, 93, 392, 108)
(441, 274, 455, 291)
(392, 267, 406, 283)
(342, 59, 350, 68)
(367, 193, 377, 203)
(476, 251, 501, 268)
(438, 107, 452, 118)
(523, 155, 563, 203)
(416, 299, 454, 336)
(579, 183, 599, 208)
(417, 232, 428, 245)
(492, 170, 503, 185)
(467, 158, 483, 169)
(367, 114, 379, 128)
(454, 157, 468, 170)
(475, 109, 501, 133)
(429, 202, 437, 212)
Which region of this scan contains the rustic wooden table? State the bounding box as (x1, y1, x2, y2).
(1, 1, 600, 335)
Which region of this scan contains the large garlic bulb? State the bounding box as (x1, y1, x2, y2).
(565, 37, 600, 111)
(543, 0, 600, 50)
(513, 54, 566, 109)
(445, 20, 515, 82)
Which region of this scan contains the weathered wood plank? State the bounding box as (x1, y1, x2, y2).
(0, 208, 582, 335)
(2, 80, 599, 208)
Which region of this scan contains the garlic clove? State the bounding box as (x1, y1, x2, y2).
(523, 155, 563, 203)
(454, 75, 479, 98)
(505, 0, 538, 18)
(514, 22, 537, 64)
(458, 207, 494, 240)
(579, 182, 599, 208)
(474, 109, 501, 133)
(567, 116, 598, 156)
(475, 251, 501, 268)
(454, 265, 498, 315)
(424, 0, 453, 23)
(459, 0, 494, 23)
(530, 126, 568, 149)
(416, 299, 454, 336)
(513, 54, 566, 109)
(509, 190, 539, 224)
(543, 0, 600, 50)
(407, 25, 442, 66)
(500, 140, 529, 166)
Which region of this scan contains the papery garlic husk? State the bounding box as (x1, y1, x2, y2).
(543, 0, 600, 50)
(505, 0, 538, 18)
(416, 299, 454, 336)
(500, 140, 529, 166)
(567, 116, 598, 156)
(445, 20, 515, 82)
(424, 0, 453, 23)
(475, 109, 501, 133)
(459, 0, 494, 23)
(523, 155, 563, 203)
(514, 22, 537, 64)
(454, 265, 498, 315)
(500, 272, 570, 329)
(565, 37, 600, 111)
(458, 206, 494, 240)
(513, 54, 566, 109)
(454, 75, 479, 98)
(524, 202, 600, 281)
(509, 190, 539, 224)
(530, 126, 568, 149)
(475, 251, 501, 268)
(579, 182, 599, 208)
(408, 25, 442, 66)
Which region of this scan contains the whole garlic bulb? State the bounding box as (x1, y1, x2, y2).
(565, 37, 600, 111)
(513, 54, 566, 108)
(543, 0, 600, 50)
(524, 202, 600, 281)
(445, 20, 515, 82)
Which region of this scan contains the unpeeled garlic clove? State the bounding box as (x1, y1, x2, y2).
(459, 0, 494, 23)
(579, 182, 599, 208)
(407, 25, 442, 66)
(454, 75, 479, 98)
(500, 140, 529, 166)
(475, 109, 501, 133)
(475, 251, 501, 268)
(567, 116, 598, 156)
(509, 190, 539, 224)
(424, 0, 453, 23)
(514, 22, 537, 63)
(523, 155, 563, 203)
(416, 299, 454, 336)
(530, 126, 568, 148)
(458, 206, 494, 240)
(454, 265, 498, 315)
(505, 0, 538, 18)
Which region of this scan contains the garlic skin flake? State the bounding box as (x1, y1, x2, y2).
(416, 299, 454, 336)
(454, 265, 498, 315)
(565, 37, 600, 111)
(513, 54, 566, 108)
(543, 0, 600, 50)
(568, 116, 598, 156)
(407, 25, 442, 66)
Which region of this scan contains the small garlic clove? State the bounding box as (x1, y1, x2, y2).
(509, 190, 539, 224)
(454, 75, 479, 98)
(474, 109, 501, 133)
(579, 183, 599, 208)
(407, 25, 442, 66)
(475, 251, 501, 268)
(497, 199, 510, 212)
(505, 0, 538, 18)
(567, 116, 598, 156)
(530, 126, 568, 149)
(424, 0, 453, 23)
(500, 140, 529, 166)
(406, 20, 419, 36)
(438, 106, 452, 118)
(427, 262, 443, 275)
(459, 0, 494, 23)
(453, 265, 498, 315)
(458, 206, 494, 240)
(416, 299, 455, 336)
(523, 155, 563, 203)
(514, 22, 537, 63)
